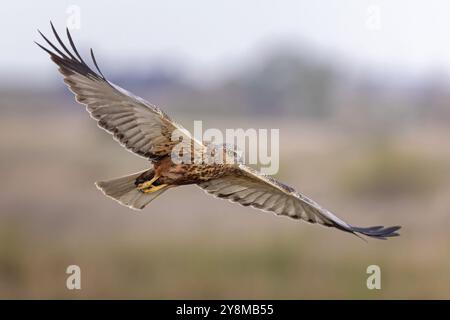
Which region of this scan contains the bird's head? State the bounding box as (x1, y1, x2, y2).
(223, 143, 244, 164)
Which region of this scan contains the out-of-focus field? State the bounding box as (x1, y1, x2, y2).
(1, 99, 450, 299)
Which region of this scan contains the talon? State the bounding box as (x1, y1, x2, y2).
(137, 174, 160, 190)
(137, 180, 153, 190)
(142, 184, 168, 193)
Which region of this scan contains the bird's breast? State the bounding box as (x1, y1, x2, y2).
(158, 162, 230, 185)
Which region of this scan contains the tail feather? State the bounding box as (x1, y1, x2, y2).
(95, 170, 167, 210)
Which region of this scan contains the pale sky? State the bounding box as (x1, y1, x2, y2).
(2, 0, 450, 87)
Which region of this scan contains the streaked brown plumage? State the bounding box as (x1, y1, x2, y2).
(36, 23, 401, 239)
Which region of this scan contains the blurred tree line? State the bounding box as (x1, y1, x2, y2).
(2, 44, 450, 124)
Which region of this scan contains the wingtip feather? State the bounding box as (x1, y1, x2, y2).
(36, 23, 107, 82)
(351, 225, 401, 239)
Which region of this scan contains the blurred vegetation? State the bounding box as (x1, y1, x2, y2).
(339, 144, 445, 198)
(1, 46, 450, 299)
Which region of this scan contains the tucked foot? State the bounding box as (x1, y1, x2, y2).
(141, 184, 168, 194)
(137, 174, 160, 190)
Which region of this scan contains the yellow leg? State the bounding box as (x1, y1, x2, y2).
(137, 174, 160, 190)
(142, 184, 168, 194)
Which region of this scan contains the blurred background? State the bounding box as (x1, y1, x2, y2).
(1, 0, 450, 299)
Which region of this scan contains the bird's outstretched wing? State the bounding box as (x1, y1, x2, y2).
(36, 23, 204, 161)
(199, 165, 401, 239)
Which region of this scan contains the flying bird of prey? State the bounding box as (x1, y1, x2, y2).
(36, 23, 401, 239)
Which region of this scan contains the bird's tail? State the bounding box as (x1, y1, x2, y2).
(95, 169, 168, 210)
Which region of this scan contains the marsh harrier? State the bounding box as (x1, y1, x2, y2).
(36, 24, 401, 239)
